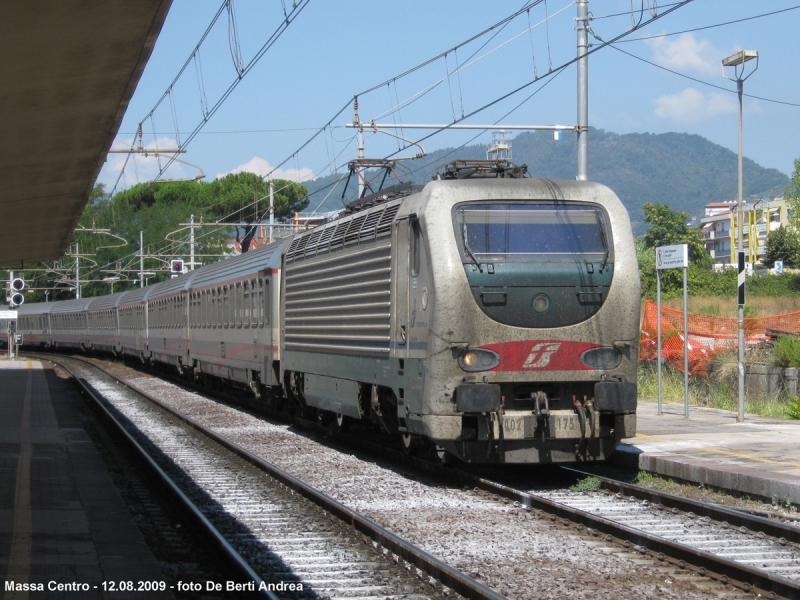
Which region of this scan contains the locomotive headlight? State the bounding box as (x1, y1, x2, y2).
(580, 346, 622, 370)
(458, 348, 501, 372)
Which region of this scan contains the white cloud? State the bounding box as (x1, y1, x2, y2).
(653, 88, 736, 123)
(645, 32, 723, 76)
(217, 157, 314, 182)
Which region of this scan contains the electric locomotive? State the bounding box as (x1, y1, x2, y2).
(281, 160, 640, 463)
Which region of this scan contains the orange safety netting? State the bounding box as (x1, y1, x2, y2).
(639, 300, 800, 376)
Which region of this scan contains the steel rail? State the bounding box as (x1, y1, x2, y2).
(564, 466, 800, 544)
(450, 469, 798, 600)
(47, 355, 277, 600)
(48, 353, 505, 600)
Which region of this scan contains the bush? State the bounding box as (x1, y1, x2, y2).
(785, 397, 800, 420)
(774, 337, 800, 368)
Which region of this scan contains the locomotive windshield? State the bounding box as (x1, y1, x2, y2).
(455, 202, 610, 263)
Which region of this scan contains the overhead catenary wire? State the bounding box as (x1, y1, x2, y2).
(260, 0, 568, 186)
(380, 0, 696, 163)
(599, 38, 800, 108)
(123, 0, 311, 187)
(616, 4, 800, 42)
(102, 0, 704, 284)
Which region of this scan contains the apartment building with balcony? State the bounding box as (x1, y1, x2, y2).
(700, 198, 789, 266)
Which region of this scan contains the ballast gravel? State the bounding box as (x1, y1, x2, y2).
(92, 362, 733, 600)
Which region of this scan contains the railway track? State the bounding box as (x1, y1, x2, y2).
(38, 351, 800, 598)
(452, 467, 800, 600)
(46, 354, 502, 600)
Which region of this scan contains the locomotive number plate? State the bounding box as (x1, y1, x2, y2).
(495, 411, 599, 440)
(547, 413, 583, 439)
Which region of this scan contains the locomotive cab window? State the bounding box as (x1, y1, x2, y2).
(455, 202, 611, 263)
(454, 201, 614, 329)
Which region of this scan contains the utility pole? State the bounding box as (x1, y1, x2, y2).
(75, 243, 80, 299)
(139, 231, 144, 288)
(354, 99, 365, 198)
(576, 0, 589, 181)
(190, 214, 196, 271)
(269, 182, 274, 244)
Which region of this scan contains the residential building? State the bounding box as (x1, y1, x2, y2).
(700, 198, 789, 266)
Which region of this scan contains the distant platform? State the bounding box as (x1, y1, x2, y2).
(0, 358, 173, 597)
(615, 400, 800, 504)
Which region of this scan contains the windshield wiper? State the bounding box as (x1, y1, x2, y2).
(462, 222, 483, 273)
(595, 210, 610, 271)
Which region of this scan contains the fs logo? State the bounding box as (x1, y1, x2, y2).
(521, 342, 562, 369)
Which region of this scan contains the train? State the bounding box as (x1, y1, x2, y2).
(11, 159, 641, 464)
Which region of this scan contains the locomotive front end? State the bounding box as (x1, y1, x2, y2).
(418, 173, 640, 463)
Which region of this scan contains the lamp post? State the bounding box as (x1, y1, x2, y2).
(722, 49, 758, 423)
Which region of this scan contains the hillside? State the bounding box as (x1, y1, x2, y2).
(303, 128, 789, 235)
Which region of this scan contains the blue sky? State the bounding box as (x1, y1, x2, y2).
(97, 0, 800, 193)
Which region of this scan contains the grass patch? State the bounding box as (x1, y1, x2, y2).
(638, 361, 791, 419)
(569, 476, 602, 493)
(660, 295, 800, 317)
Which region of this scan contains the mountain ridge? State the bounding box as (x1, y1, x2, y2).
(302, 128, 788, 236)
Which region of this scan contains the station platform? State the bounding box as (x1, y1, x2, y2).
(0, 358, 173, 598)
(615, 400, 800, 505)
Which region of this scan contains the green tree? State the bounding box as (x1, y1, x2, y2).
(641, 202, 710, 265)
(763, 226, 800, 268)
(786, 157, 800, 231)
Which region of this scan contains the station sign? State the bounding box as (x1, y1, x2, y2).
(656, 244, 689, 270)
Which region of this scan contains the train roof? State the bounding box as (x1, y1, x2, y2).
(50, 298, 93, 314)
(285, 200, 400, 263)
(16, 302, 56, 317)
(118, 285, 150, 307)
(188, 237, 291, 289)
(143, 269, 194, 300)
(86, 292, 127, 310)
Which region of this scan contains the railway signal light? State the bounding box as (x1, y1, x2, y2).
(170, 259, 185, 278)
(9, 278, 24, 306)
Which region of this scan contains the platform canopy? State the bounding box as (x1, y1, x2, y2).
(0, 0, 172, 266)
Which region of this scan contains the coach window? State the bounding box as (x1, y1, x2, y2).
(243, 281, 250, 327)
(265, 279, 271, 324)
(256, 278, 264, 326)
(235, 282, 242, 328)
(222, 286, 229, 328)
(215, 288, 221, 328)
(213, 287, 219, 327)
(250, 279, 258, 327)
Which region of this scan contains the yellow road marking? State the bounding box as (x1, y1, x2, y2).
(634, 432, 800, 469)
(699, 447, 800, 469)
(4, 369, 33, 600)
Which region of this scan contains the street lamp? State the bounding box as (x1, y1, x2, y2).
(722, 49, 758, 424)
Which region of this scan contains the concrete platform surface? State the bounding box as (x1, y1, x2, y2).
(615, 400, 800, 505)
(0, 359, 173, 598)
